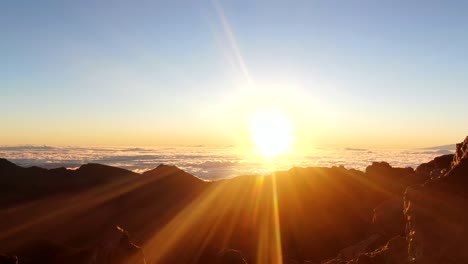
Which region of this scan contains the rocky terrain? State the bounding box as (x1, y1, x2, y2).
(0, 136, 467, 264)
(324, 136, 468, 264)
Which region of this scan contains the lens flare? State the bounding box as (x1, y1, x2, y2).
(250, 109, 293, 158)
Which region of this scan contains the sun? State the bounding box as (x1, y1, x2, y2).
(250, 109, 294, 158)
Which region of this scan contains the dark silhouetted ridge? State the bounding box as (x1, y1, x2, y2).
(76, 163, 137, 177)
(1, 136, 468, 264)
(0, 158, 21, 172)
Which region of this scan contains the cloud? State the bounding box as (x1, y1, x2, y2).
(0, 146, 452, 180)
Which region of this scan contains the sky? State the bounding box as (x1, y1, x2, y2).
(1, 0, 467, 149)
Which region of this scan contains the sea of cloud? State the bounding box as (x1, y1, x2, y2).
(0, 145, 455, 180)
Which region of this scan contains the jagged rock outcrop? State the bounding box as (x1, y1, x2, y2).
(324, 137, 467, 264)
(414, 154, 453, 179)
(404, 136, 468, 263)
(356, 236, 408, 264)
(452, 136, 468, 167)
(322, 236, 407, 264)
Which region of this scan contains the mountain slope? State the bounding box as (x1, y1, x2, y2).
(0, 148, 456, 264)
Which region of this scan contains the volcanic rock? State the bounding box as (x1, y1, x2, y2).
(404, 136, 468, 263)
(414, 154, 453, 179)
(452, 136, 468, 167)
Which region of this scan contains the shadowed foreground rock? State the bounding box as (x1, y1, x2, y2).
(106, 226, 146, 264)
(324, 136, 468, 264)
(15, 226, 146, 264)
(404, 136, 468, 263)
(323, 236, 407, 264)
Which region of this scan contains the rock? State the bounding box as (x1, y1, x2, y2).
(380, 236, 408, 263)
(337, 234, 381, 261)
(404, 136, 468, 263)
(366, 162, 414, 176)
(105, 225, 147, 264)
(414, 154, 453, 179)
(51, 225, 146, 264)
(452, 136, 468, 167)
(323, 236, 408, 264)
(322, 137, 468, 264)
(357, 236, 407, 264)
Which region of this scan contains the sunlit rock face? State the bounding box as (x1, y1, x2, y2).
(405, 136, 468, 263)
(414, 154, 454, 179)
(452, 136, 468, 167)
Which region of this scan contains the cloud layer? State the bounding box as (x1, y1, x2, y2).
(0, 145, 455, 180)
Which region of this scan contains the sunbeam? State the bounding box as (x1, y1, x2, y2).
(212, 0, 255, 90)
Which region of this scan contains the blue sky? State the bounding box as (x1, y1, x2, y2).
(1, 0, 467, 148)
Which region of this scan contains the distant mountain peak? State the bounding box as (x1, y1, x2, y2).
(76, 163, 137, 176)
(143, 164, 206, 183)
(422, 143, 456, 150)
(0, 158, 20, 171)
(144, 164, 182, 174)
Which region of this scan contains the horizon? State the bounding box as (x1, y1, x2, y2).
(2, 0, 468, 149)
(0, 141, 459, 149)
(0, 143, 457, 179)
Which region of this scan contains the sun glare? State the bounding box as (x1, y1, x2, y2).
(250, 109, 293, 158)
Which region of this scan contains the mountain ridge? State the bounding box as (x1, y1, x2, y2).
(0, 137, 467, 263)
